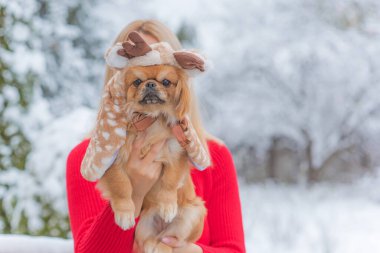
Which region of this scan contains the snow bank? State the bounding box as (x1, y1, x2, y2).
(2, 176, 380, 253)
(0, 235, 72, 253)
(241, 176, 380, 253)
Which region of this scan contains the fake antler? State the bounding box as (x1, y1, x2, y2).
(117, 32, 152, 59)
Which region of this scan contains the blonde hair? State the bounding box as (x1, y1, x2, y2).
(98, 19, 220, 147)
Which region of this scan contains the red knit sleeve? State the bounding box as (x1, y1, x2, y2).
(66, 139, 138, 253)
(196, 142, 246, 253)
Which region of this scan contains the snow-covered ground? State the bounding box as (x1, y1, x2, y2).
(2, 177, 380, 253)
(241, 177, 380, 253)
(0, 234, 72, 253)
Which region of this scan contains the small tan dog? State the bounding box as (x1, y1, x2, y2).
(81, 32, 211, 253)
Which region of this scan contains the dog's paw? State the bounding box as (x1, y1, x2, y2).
(114, 210, 135, 230)
(159, 202, 178, 223)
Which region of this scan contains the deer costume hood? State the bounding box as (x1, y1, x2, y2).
(105, 31, 210, 76)
(80, 32, 211, 182)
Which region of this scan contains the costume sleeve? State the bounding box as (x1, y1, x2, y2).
(196, 143, 246, 253)
(66, 139, 138, 253)
(80, 73, 128, 182)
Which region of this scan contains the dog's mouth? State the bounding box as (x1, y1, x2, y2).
(139, 93, 165, 105)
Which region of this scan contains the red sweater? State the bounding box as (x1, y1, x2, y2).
(66, 138, 246, 253)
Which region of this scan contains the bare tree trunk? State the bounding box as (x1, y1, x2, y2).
(266, 137, 278, 180)
(306, 138, 319, 183)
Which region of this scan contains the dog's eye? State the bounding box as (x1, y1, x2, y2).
(162, 79, 171, 87)
(133, 79, 142, 87)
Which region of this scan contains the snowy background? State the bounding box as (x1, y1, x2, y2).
(1, 0, 380, 252)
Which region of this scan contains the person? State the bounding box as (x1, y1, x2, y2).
(66, 19, 246, 253)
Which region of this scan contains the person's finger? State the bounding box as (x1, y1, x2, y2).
(142, 139, 166, 164)
(161, 236, 185, 248)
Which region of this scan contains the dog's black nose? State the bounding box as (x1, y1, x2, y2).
(146, 82, 156, 89)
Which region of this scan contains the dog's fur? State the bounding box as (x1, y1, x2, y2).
(96, 65, 206, 253)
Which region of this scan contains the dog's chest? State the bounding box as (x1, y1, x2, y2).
(166, 137, 183, 155)
(141, 120, 184, 160)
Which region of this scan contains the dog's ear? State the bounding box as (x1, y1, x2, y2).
(173, 51, 211, 77)
(174, 72, 191, 120)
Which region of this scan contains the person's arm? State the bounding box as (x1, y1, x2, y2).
(196, 143, 246, 253)
(161, 143, 246, 253)
(67, 134, 165, 253)
(66, 139, 137, 253)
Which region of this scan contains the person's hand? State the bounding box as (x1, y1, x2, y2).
(161, 237, 203, 253)
(126, 132, 166, 217)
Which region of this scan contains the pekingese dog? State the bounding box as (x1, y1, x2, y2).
(96, 64, 207, 253)
(80, 31, 210, 253)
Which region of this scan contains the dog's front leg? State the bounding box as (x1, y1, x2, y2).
(156, 156, 188, 223)
(96, 161, 135, 230)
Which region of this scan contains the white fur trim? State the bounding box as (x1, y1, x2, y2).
(129, 50, 162, 66)
(151, 42, 174, 53)
(105, 43, 129, 69)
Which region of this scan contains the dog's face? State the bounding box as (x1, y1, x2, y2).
(123, 65, 190, 119)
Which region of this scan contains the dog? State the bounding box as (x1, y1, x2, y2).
(81, 32, 211, 253)
(96, 64, 206, 252)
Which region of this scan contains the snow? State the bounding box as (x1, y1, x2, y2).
(0, 98, 95, 232)
(1, 176, 380, 252)
(0, 235, 72, 253)
(241, 176, 380, 253)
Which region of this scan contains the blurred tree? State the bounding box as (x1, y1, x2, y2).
(196, 0, 380, 184)
(34, 0, 105, 114)
(176, 22, 197, 47)
(0, 0, 103, 237)
(0, 2, 33, 234)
